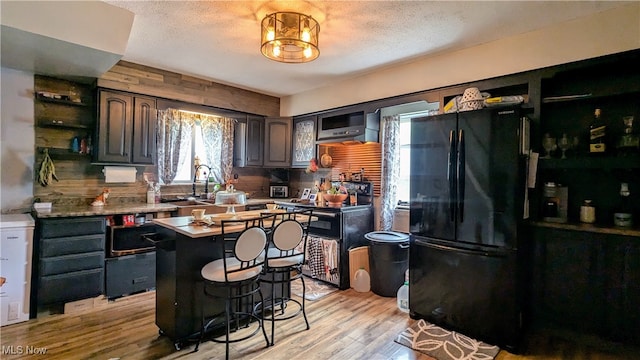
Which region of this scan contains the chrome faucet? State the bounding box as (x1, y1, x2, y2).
(193, 164, 212, 198)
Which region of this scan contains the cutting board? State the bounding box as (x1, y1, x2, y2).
(348, 246, 370, 288)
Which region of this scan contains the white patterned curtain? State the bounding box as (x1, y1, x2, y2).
(157, 109, 193, 184)
(200, 115, 235, 184)
(379, 115, 401, 230)
(157, 109, 234, 185)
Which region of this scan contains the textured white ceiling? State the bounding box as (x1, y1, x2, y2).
(103, 1, 627, 97)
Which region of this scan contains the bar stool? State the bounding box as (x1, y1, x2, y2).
(194, 214, 275, 359)
(259, 209, 313, 345)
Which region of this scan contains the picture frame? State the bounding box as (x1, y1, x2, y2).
(301, 188, 311, 199)
(308, 193, 317, 202)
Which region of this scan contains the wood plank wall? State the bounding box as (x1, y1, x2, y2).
(97, 61, 280, 117)
(33, 67, 381, 206)
(33, 73, 277, 206)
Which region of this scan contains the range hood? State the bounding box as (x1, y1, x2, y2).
(316, 111, 380, 145)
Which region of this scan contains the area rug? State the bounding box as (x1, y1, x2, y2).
(395, 319, 500, 360)
(290, 277, 339, 301)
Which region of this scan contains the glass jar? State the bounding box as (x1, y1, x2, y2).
(580, 200, 596, 224)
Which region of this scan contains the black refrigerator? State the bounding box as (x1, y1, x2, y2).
(408, 106, 528, 352)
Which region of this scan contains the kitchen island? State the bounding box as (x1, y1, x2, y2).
(152, 211, 294, 350)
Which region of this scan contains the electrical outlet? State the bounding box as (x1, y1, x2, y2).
(8, 302, 19, 321)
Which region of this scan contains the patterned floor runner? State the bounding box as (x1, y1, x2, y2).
(290, 277, 339, 301)
(395, 319, 500, 360)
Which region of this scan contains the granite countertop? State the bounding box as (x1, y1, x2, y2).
(245, 198, 274, 205)
(33, 203, 178, 218)
(33, 198, 276, 219)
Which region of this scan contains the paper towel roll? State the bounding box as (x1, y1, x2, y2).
(103, 166, 137, 183)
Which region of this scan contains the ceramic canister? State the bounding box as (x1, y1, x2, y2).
(580, 200, 596, 223)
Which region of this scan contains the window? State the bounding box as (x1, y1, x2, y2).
(173, 123, 206, 182)
(157, 108, 235, 186)
(396, 111, 429, 203)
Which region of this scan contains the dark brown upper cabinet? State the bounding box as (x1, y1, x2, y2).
(96, 89, 157, 165)
(264, 117, 292, 167)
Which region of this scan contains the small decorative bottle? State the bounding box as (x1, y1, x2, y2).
(80, 138, 87, 154)
(613, 183, 633, 227)
(86, 136, 92, 155)
(617, 116, 639, 155)
(147, 185, 155, 204)
(589, 108, 606, 154)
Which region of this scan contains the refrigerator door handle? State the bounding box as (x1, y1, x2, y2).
(448, 130, 456, 220)
(416, 238, 506, 258)
(457, 129, 466, 223)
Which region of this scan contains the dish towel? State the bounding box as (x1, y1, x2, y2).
(305, 236, 326, 279)
(300, 235, 339, 282)
(321, 239, 339, 282)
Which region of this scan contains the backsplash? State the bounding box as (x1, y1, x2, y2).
(34, 165, 271, 207)
(290, 143, 382, 197)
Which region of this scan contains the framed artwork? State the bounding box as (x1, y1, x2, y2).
(308, 193, 317, 202)
(301, 188, 311, 199)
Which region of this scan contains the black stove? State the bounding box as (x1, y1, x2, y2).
(274, 181, 373, 212)
(272, 201, 371, 212)
(273, 181, 374, 290)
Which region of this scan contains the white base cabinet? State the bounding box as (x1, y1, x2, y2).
(0, 214, 35, 326)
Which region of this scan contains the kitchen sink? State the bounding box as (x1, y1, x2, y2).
(170, 200, 204, 206)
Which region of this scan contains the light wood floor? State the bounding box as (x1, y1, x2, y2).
(1, 286, 638, 360)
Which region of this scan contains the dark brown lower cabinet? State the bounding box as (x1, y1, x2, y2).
(604, 238, 640, 344)
(531, 225, 640, 345)
(105, 252, 156, 299)
(33, 217, 106, 316)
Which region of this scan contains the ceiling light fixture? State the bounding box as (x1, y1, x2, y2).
(261, 12, 320, 63)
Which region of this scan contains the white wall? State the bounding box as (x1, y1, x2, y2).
(1, 67, 34, 213)
(281, 3, 640, 116)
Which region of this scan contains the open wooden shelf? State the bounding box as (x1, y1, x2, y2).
(38, 119, 91, 129)
(541, 93, 593, 103)
(530, 220, 640, 237)
(38, 147, 91, 159)
(538, 155, 640, 170)
(35, 93, 90, 107)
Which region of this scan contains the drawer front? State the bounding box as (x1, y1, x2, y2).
(40, 217, 105, 238)
(38, 268, 104, 305)
(40, 251, 104, 276)
(41, 234, 105, 257)
(105, 252, 156, 298)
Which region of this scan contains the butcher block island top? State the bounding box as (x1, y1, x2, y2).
(153, 209, 310, 238)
